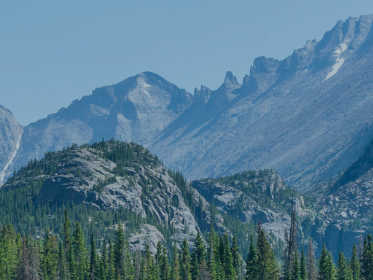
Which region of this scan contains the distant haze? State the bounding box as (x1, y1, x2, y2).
(1, 0, 373, 125)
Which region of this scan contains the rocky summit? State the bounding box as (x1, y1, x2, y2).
(0, 105, 22, 185)
(2, 16, 373, 190)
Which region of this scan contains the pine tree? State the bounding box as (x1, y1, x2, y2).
(73, 221, 88, 280)
(90, 233, 97, 280)
(337, 251, 352, 280)
(231, 235, 240, 278)
(361, 235, 373, 280)
(318, 244, 336, 280)
(350, 245, 360, 280)
(171, 243, 181, 280)
(300, 248, 307, 280)
(245, 235, 259, 280)
(56, 241, 70, 280)
(206, 227, 218, 280)
(100, 239, 108, 280)
(223, 234, 235, 280)
(256, 223, 280, 280)
(63, 210, 74, 278)
(108, 239, 115, 280)
(307, 238, 317, 280)
(292, 251, 300, 280)
(180, 239, 192, 280)
(124, 239, 135, 280)
(114, 224, 125, 278)
(43, 232, 59, 279)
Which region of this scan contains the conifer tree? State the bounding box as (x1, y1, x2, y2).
(159, 245, 169, 280)
(73, 221, 88, 280)
(300, 248, 307, 280)
(361, 235, 373, 280)
(63, 210, 74, 277)
(42, 232, 58, 279)
(307, 238, 317, 280)
(206, 227, 218, 280)
(318, 244, 336, 280)
(337, 251, 352, 280)
(223, 234, 235, 280)
(171, 242, 181, 280)
(108, 239, 115, 280)
(231, 235, 240, 278)
(350, 245, 360, 280)
(191, 231, 206, 279)
(90, 233, 97, 280)
(180, 239, 192, 280)
(114, 224, 125, 278)
(245, 235, 259, 280)
(256, 223, 280, 280)
(57, 241, 70, 280)
(292, 251, 300, 280)
(124, 239, 135, 280)
(100, 239, 108, 280)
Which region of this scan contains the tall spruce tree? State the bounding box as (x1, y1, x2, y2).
(292, 251, 300, 280)
(223, 234, 235, 280)
(57, 241, 70, 280)
(231, 235, 240, 278)
(114, 224, 125, 278)
(171, 242, 181, 280)
(256, 223, 280, 280)
(245, 235, 259, 280)
(90, 233, 97, 280)
(337, 251, 352, 280)
(73, 221, 88, 280)
(180, 239, 192, 280)
(350, 245, 360, 280)
(361, 235, 373, 280)
(300, 248, 307, 280)
(318, 244, 336, 280)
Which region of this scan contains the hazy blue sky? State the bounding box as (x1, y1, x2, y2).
(2, 1, 373, 125)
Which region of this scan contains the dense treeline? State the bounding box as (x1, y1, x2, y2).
(1, 209, 373, 280)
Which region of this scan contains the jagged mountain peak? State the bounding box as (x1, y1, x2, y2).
(193, 85, 212, 104)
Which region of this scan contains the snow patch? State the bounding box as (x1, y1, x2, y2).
(324, 42, 348, 81)
(0, 131, 23, 185)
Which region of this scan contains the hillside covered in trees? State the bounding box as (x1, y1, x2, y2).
(1, 211, 372, 280)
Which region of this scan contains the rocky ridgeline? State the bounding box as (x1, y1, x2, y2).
(0, 105, 22, 184)
(1, 141, 224, 254)
(2, 16, 373, 190)
(191, 170, 303, 243)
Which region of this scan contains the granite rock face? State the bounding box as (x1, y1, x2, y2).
(0, 105, 23, 186)
(191, 170, 299, 242)
(309, 167, 373, 257)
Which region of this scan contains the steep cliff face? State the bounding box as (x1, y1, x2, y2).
(0, 105, 22, 186)
(191, 170, 305, 243)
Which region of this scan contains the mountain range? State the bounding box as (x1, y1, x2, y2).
(3, 15, 373, 190)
